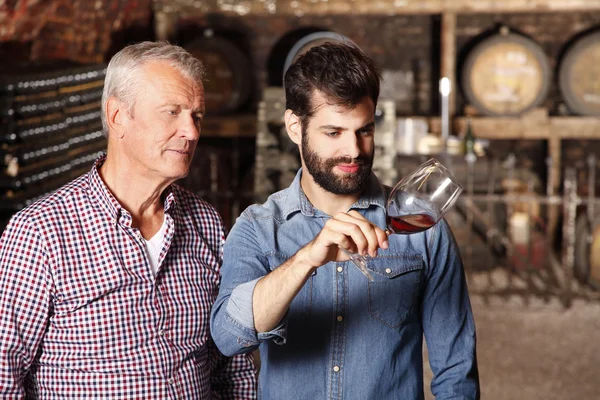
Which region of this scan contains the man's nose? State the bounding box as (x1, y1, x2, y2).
(179, 114, 201, 140)
(342, 132, 361, 159)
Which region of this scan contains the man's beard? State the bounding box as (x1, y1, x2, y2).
(301, 132, 374, 195)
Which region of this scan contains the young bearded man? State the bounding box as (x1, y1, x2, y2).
(211, 42, 479, 399)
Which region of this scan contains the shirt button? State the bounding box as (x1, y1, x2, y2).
(337, 266, 343, 273)
(167, 378, 174, 385)
(385, 268, 392, 274)
(333, 366, 340, 372)
(158, 329, 165, 337)
(337, 316, 343, 322)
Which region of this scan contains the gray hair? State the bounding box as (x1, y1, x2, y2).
(101, 41, 205, 136)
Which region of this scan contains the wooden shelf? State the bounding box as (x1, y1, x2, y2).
(427, 115, 600, 140)
(198, 111, 599, 142)
(453, 116, 551, 140)
(550, 118, 600, 140)
(201, 114, 256, 138)
(422, 113, 600, 242)
(424, 114, 599, 207)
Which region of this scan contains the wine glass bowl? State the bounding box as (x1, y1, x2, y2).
(343, 158, 463, 281)
(385, 159, 463, 235)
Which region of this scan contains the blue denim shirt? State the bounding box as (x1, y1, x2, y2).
(211, 169, 479, 399)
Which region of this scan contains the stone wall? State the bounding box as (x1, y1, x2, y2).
(0, 0, 153, 63)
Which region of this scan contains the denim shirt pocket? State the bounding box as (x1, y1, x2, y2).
(366, 254, 424, 328)
(266, 251, 313, 318)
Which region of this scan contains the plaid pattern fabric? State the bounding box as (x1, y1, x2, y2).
(0, 156, 256, 399)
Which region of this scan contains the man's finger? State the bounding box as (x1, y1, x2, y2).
(335, 211, 383, 257)
(323, 218, 369, 255)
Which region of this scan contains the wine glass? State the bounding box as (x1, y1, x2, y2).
(343, 158, 463, 281)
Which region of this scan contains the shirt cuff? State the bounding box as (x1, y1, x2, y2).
(226, 277, 288, 345)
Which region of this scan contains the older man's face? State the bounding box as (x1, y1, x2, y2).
(119, 61, 204, 184)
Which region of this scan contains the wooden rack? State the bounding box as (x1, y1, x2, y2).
(429, 115, 600, 191)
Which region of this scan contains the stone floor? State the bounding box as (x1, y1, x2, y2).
(424, 288, 600, 400)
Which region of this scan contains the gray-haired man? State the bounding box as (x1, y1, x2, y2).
(0, 41, 256, 399)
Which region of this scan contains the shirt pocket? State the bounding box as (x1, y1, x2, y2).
(366, 254, 424, 328)
(266, 251, 312, 318)
(48, 257, 135, 358)
(53, 260, 127, 315)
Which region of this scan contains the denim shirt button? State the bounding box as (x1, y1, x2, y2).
(333, 366, 340, 372)
(337, 266, 343, 273)
(336, 316, 343, 322)
(385, 268, 392, 274)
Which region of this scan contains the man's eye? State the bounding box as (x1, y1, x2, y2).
(359, 129, 374, 136)
(326, 131, 340, 137)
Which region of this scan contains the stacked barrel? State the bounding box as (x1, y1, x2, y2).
(0, 64, 107, 223)
(461, 27, 600, 117)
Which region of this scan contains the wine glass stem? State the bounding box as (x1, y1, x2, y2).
(340, 248, 374, 281)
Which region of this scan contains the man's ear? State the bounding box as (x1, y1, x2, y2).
(284, 109, 302, 145)
(105, 97, 127, 139)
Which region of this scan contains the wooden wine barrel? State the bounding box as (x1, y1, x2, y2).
(462, 32, 551, 116)
(184, 37, 252, 115)
(282, 31, 357, 81)
(574, 213, 600, 290)
(559, 31, 600, 116)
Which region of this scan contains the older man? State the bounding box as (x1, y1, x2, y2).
(0, 41, 256, 399)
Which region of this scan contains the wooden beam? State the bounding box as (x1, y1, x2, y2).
(442, 0, 600, 14)
(546, 135, 561, 244)
(548, 136, 561, 193)
(154, 11, 178, 41)
(453, 116, 551, 140)
(550, 118, 600, 139)
(429, 116, 600, 140)
(153, 0, 600, 16)
(440, 12, 457, 119)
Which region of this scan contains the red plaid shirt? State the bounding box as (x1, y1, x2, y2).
(0, 156, 257, 399)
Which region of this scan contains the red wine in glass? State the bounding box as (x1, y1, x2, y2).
(387, 213, 438, 234)
(344, 158, 463, 282)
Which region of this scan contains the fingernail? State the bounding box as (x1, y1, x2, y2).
(382, 240, 389, 249)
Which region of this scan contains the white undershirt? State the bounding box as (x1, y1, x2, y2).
(144, 217, 168, 274)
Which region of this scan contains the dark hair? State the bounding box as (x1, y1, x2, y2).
(284, 42, 381, 127)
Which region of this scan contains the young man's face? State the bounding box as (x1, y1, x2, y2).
(300, 91, 375, 196)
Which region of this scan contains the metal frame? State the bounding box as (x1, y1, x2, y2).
(450, 154, 600, 308)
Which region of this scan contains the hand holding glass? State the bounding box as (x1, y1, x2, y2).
(342, 158, 463, 281)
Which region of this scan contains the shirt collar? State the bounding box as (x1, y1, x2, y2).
(282, 168, 387, 219)
(87, 154, 178, 225)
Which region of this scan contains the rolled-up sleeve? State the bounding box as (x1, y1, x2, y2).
(210, 215, 288, 357)
(207, 335, 257, 399)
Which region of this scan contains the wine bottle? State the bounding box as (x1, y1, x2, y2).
(462, 117, 475, 156)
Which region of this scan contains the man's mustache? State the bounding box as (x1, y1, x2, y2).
(329, 155, 371, 166)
